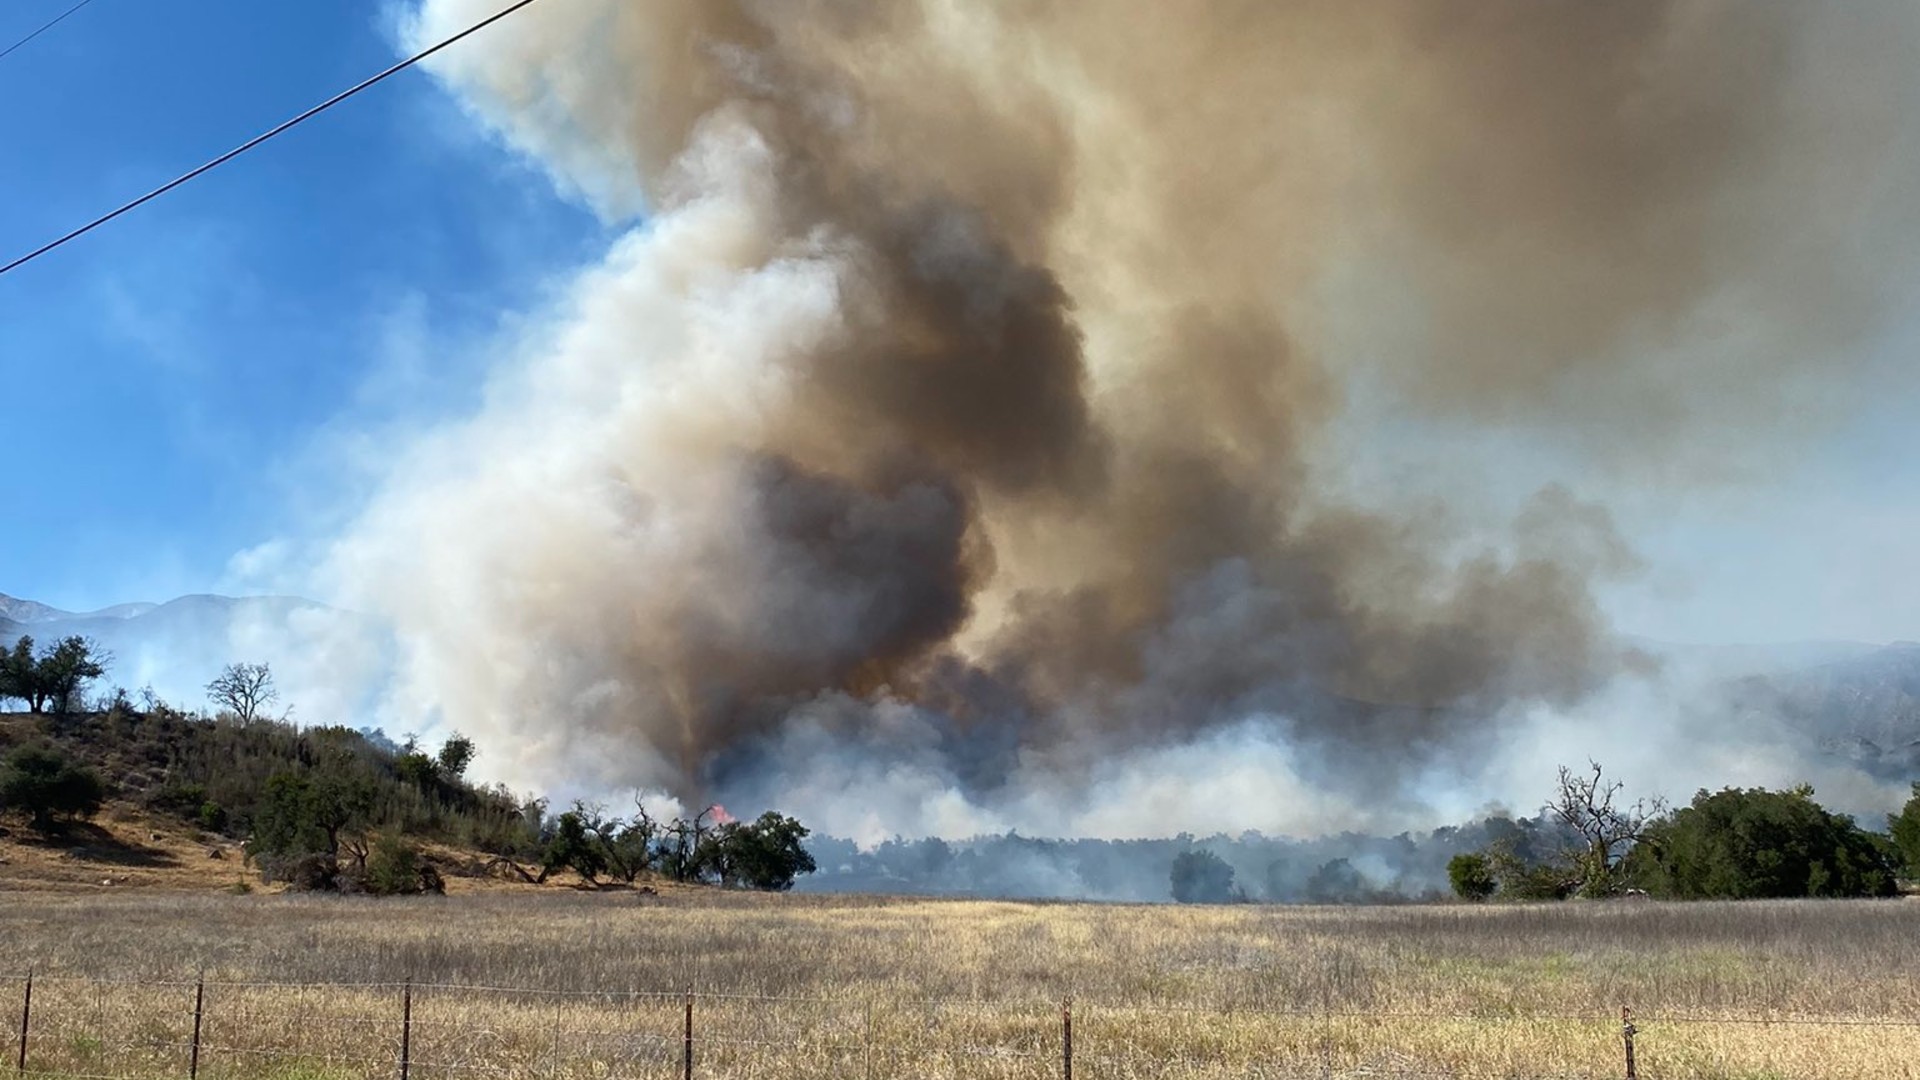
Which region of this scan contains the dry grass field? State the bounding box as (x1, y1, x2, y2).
(2, 887, 1918, 1080)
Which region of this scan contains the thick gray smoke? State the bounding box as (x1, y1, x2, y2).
(321, 1, 1920, 841)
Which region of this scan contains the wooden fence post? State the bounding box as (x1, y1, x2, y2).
(14, 972, 29, 1078)
(682, 987, 694, 1080)
(188, 974, 205, 1080)
(400, 980, 413, 1080)
(1621, 1005, 1637, 1079)
(1062, 998, 1073, 1080)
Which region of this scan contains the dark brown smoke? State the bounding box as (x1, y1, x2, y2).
(341, 0, 1920, 828)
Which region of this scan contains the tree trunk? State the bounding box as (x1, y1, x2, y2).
(483, 857, 541, 884)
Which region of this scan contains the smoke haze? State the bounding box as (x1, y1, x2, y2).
(310, 1, 1920, 840)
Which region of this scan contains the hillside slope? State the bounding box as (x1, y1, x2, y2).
(0, 706, 545, 894)
(1726, 642, 1920, 779)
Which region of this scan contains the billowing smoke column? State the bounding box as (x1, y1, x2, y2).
(328, 1, 1920, 841)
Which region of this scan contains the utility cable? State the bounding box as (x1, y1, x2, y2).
(0, 0, 547, 278)
(0, 0, 98, 63)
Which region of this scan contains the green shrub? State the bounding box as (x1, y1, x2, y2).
(365, 832, 424, 896)
(1487, 850, 1574, 901)
(0, 745, 107, 830)
(1448, 852, 1497, 901)
(147, 782, 211, 818)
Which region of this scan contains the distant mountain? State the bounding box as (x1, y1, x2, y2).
(1, 590, 380, 720)
(0, 592, 320, 650)
(1722, 641, 1920, 780)
(0, 595, 68, 624)
(90, 602, 164, 620)
(0, 593, 160, 626)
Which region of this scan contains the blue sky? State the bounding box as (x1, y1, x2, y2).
(1, 0, 1916, 648)
(0, 0, 600, 609)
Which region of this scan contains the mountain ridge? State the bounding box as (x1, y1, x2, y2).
(0, 591, 362, 716)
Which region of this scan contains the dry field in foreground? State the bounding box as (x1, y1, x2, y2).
(1, 889, 1917, 1079)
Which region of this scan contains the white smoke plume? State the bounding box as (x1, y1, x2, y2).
(311, 1, 1920, 838)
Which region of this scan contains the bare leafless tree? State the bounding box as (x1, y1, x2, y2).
(660, 805, 721, 883)
(569, 801, 657, 884)
(206, 662, 278, 725)
(1545, 761, 1664, 897)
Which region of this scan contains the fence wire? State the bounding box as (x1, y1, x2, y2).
(5, 972, 1919, 1080)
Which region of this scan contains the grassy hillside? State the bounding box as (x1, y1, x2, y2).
(0, 703, 545, 892)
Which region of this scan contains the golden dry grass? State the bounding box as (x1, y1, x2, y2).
(0, 806, 255, 894)
(2, 888, 1918, 1079)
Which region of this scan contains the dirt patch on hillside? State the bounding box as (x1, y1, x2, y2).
(0, 806, 250, 893)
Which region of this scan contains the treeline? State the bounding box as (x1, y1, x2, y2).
(800, 816, 1584, 903)
(1444, 763, 1920, 903)
(800, 767, 1920, 905)
(0, 646, 817, 896)
(534, 803, 815, 892)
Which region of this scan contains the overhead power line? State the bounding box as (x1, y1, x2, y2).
(0, 0, 98, 63)
(0, 0, 548, 278)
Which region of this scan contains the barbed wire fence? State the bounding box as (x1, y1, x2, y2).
(7, 971, 1918, 1080)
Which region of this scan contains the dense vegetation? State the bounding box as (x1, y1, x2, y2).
(804, 815, 1588, 903)
(1437, 765, 1910, 903)
(0, 644, 816, 895)
(806, 765, 1918, 904)
(1627, 786, 1900, 899)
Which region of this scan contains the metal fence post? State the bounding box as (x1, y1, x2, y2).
(188, 974, 205, 1080)
(682, 986, 693, 1080)
(1621, 1005, 1637, 1079)
(1062, 998, 1073, 1080)
(400, 980, 413, 1080)
(14, 972, 29, 1078)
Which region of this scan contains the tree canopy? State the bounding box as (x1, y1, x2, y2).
(206, 662, 278, 724)
(0, 744, 107, 830)
(1891, 783, 1920, 881)
(1170, 849, 1236, 903)
(533, 804, 815, 891)
(0, 635, 107, 715)
(707, 811, 817, 891)
(437, 734, 476, 780)
(1447, 852, 1497, 901)
(1438, 764, 1909, 904)
(1627, 785, 1899, 899)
